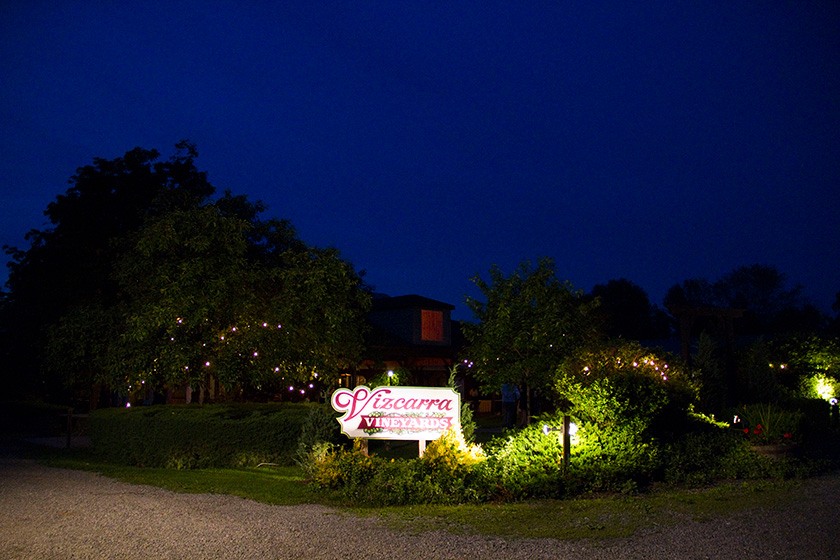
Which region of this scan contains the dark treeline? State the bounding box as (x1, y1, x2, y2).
(2, 143, 838, 409)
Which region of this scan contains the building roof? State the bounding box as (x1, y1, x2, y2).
(370, 294, 455, 312)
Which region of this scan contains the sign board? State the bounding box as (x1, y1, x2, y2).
(331, 385, 461, 441)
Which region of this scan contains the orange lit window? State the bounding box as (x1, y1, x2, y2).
(421, 310, 444, 341)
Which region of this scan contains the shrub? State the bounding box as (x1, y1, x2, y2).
(662, 425, 763, 485)
(295, 403, 345, 465)
(479, 420, 566, 499)
(550, 342, 697, 492)
(304, 430, 486, 505)
(737, 402, 803, 445)
(88, 403, 312, 468)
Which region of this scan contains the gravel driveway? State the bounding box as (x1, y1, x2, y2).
(2, 444, 839, 560)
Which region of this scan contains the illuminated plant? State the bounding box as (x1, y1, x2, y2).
(422, 428, 485, 474)
(552, 341, 696, 488)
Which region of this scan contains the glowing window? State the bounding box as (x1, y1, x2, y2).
(421, 310, 444, 342)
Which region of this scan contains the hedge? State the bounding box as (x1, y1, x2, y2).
(88, 403, 316, 468)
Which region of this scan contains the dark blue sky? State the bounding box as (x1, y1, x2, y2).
(2, 2, 838, 319)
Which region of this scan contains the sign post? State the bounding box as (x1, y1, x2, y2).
(331, 385, 461, 455)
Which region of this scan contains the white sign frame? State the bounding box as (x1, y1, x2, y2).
(331, 385, 461, 442)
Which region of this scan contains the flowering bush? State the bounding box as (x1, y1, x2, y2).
(421, 428, 485, 474)
(737, 403, 802, 445)
(303, 430, 486, 505)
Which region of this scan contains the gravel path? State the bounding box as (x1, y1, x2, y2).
(1, 446, 839, 560)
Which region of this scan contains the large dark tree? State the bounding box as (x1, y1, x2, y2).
(101, 205, 369, 402)
(664, 264, 825, 336)
(590, 278, 671, 341)
(3, 143, 370, 405)
(2, 142, 214, 399)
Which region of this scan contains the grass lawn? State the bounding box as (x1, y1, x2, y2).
(33, 444, 808, 541)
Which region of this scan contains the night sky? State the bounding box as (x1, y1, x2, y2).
(2, 2, 838, 319)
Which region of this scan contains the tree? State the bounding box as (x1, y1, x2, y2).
(2, 142, 215, 400)
(590, 278, 670, 340)
(713, 264, 818, 334)
(108, 205, 370, 402)
(6, 143, 370, 405)
(664, 264, 825, 336)
(462, 258, 601, 420)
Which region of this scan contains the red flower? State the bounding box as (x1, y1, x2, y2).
(783, 432, 793, 439)
(743, 428, 750, 434)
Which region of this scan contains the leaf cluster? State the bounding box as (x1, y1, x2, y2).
(5, 143, 370, 401)
(462, 258, 601, 394)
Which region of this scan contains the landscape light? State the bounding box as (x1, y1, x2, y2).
(542, 422, 577, 436)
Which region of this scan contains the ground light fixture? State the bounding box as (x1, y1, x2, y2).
(542, 416, 577, 472)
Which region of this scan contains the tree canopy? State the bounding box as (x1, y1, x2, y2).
(590, 278, 671, 340)
(3, 143, 370, 404)
(462, 258, 601, 416)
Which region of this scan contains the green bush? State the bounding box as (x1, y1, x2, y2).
(295, 403, 345, 462)
(549, 342, 697, 492)
(88, 403, 313, 468)
(662, 426, 764, 485)
(304, 431, 486, 505)
(478, 420, 566, 499)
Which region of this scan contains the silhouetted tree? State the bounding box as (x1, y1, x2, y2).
(591, 278, 670, 341)
(664, 264, 825, 337)
(4, 143, 370, 405)
(2, 142, 214, 400)
(462, 258, 601, 421)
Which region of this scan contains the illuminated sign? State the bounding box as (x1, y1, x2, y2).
(331, 385, 461, 441)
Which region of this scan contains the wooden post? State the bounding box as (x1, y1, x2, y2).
(418, 439, 426, 457)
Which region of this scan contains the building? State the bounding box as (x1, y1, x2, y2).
(342, 294, 465, 389)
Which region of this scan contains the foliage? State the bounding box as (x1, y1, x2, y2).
(112, 206, 370, 396)
(664, 264, 825, 335)
(295, 403, 346, 464)
(732, 335, 840, 407)
(2, 143, 214, 399)
(304, 431, 486, 505)
(448, 365, 476, 443)
(660, 419, 769, 485)
(478, 419, 566, 499)
(692, 332, 728, 414)
(783, 335, 840, 386)
(462, 258, 601, 416)
(87, 403, 313, 468)
(366, 366, 405, 388)
(4, 144, 370, 403)
(800, 374, 840, 402)
(422, 428, 485, 471)
(556, 342, 696, 442)
(590, 278, 671, 340)
(550, 342, 697, 491)
(736, 403, 803, 445)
